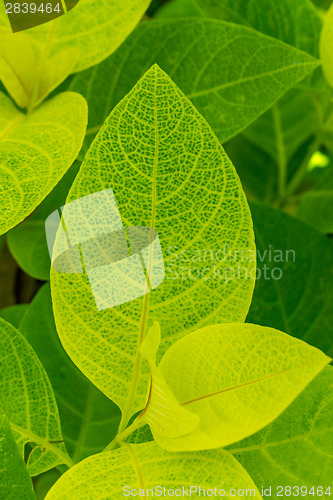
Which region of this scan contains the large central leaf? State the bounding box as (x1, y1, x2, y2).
(51, 65, 256, 421)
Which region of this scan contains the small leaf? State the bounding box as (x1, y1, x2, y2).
(19, 284, 121, 463)
(0, 318, 72, 475)
(0, 415, 36, 500)
(321, 3, 333, 88)
(228, 366, 333, 493)
(248, 202, 333, 357)
(0, 0, 151, 104)
(0, 91, 87, 236)
(140, 322, 200, 439)
(44, 442, 262, 500)
(0, 31, 79, 109)
(7, 221, 51, 281)
(69, 19, 320, 154)
(51, 65, 256, 417)
(150, 323, 330, 451)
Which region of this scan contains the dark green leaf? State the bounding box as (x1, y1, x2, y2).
(248, 201, 333, 356)
(228, 366, 333, 496)
(69, 19, 319, 155)
(0, 415, 36, 500)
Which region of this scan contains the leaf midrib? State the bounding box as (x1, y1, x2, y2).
(187, 61, 318, 99)
(181, 361, 326, 406)
(229, 427, 332, 455)
(10, 421, 73, 467)
(125, 443, 146, 494)
(0, 114, 25, 142)
(117, 65, 160, 431)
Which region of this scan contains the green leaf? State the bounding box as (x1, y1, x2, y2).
(150, 323, 330, 451)
(0, 415, 36, 500)
(243, 89, 326, 170)
(155, 0, 203, 18)
(69, 19, 319, 155)
(140, 322, 200, 439)
(0, 1, 151, 106)
(0, 31, 79, 109)
(312, 0, 332, 9)
(0, 91, 87, 236)
(228, 366, 333, 495)
(247, 202, 333, 357)
(0, 318, 72, 476)
(0, 303, 29, 328)
(321, 2, 333, 87)
(225, 135, 278, 202)
(7, 221, 51, 281)
(44, 442, 261, 500)
(192, 0, 330, 179)
(297, 190, 333, 233)
(19, 284, 121, 463)
(193, 0, 322, 54)
(51, 65, 256, 419)
(321, 111, 333, 153)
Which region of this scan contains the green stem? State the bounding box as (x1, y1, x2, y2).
(117, 293, 150, 435)
(272, 104, 287, 200)
(10, 422, 74, 469)
(103, 417, 144, 452)
(284, 138, 320, 201)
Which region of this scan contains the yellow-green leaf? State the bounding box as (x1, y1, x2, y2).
(44, 442, 262, 500)
(0, 91, 87, 236)
(0, 0, 150, 106)
(140, 323, 200, 439)
(0, 31, 79, 109)
(0, 318, 72, 476)
(149, 323, 330, 451)
(320, 2, 333, 87)
(51, 65, 256, 420)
